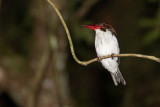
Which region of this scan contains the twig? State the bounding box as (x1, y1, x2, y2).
(84, 54, 160, 65)
(47, 0, 83, 65)
(47, 0, 160, 66)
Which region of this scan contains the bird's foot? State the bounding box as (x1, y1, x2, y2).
(97, 57, 101, 62)
(111, 53, 115, 59)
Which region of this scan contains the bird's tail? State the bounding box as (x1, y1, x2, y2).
(110, 68, 126, 86)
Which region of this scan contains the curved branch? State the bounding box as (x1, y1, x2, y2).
(47, 0, 160, 66)
(47, 0, 84, 65)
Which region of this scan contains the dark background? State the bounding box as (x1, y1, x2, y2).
(0, 0, 160, 107)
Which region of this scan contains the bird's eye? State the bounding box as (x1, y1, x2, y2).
(106, 25, 110, 28)
(103, 24, 108, 28)
(100, 27, 106, 32)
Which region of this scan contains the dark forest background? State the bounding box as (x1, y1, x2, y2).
(0, 0, 160, 107)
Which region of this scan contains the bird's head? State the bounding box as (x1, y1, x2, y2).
(83, 23, 117, 35)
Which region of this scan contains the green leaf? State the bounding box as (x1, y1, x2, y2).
(143, 29, 160, 44)
(139, 18, 155, 28)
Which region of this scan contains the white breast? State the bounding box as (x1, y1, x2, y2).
(95, 29, 120, 57)
(95, 29, 120, 73)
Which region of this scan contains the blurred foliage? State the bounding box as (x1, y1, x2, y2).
(139, 0, 160, 45)
(70, 22, 94, 46)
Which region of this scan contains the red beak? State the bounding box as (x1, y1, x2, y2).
(82, 24, 101, 30)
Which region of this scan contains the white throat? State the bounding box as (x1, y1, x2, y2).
(95, 29, 119, 57)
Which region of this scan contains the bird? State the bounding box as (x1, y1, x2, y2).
(83, 23, 126, 86)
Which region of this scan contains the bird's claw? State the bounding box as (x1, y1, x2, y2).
(97, 57, 101, 62)
(111, 53, 114, 59)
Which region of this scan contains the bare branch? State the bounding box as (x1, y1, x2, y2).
(84, 54, 160, 66)
(47, 0, 160, 66)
